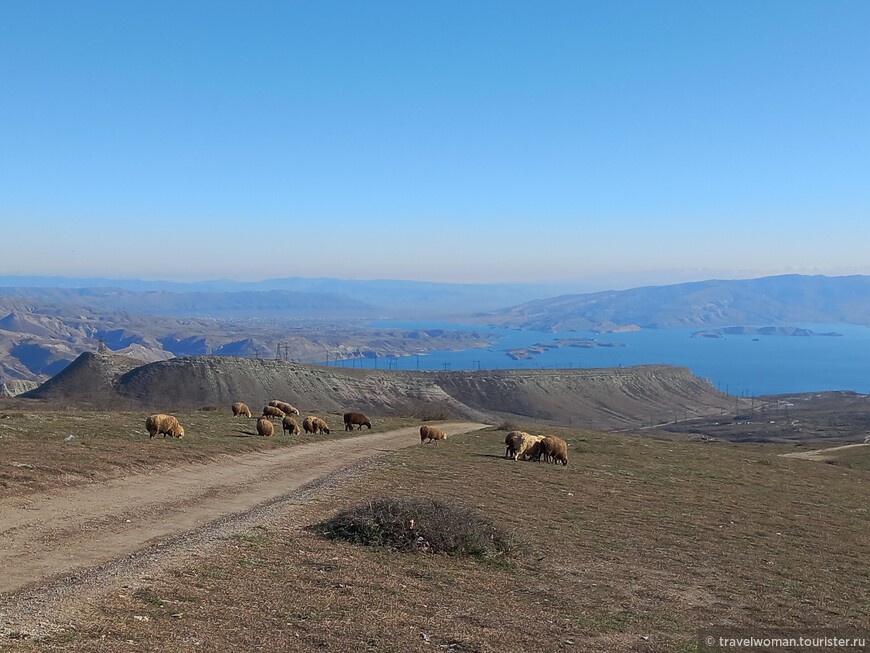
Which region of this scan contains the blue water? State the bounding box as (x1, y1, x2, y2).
(323, 321, 870, 397)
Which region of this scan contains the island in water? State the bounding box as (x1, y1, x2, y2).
(506, 337, 627, 360)
(691, 326, 843, 339)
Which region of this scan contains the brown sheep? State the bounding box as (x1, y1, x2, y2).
(505, 431, 544, 461)
(257, 416, 275, 437)
(269, 400, 300, 416)
(302, 416, 330, 434)
(145, 414, 185, 439)
(231, 402, 252, 418)
(343, 412, 372, 431)
(420, 424, 447, 443)
(538, 435, 569, 465)
(282, 415, 301, 435)
(262, 405, 285, 419)
(504, 431, 516, 459)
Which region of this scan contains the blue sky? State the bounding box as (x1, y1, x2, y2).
(1, 1, 868, 286)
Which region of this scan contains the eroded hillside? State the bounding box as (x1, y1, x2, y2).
(23, 353, 737, 430)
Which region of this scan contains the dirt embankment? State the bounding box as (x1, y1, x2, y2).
(24, 353, 737, 430)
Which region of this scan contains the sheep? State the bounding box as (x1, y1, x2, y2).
(303, 416, 330, 434)
(269, 400, 300, 416)
(282, 415, 301, 436)
(538, 435, 569, 465)
(504, 431, 516, 459)
(343, 412, 372, 431)
(257, 416, 275, 437)
(505, 431, 544, 461)
(231, 402, 252, 418)
(145, 414, 185, 439)
(262, 405, 285, 419)
(420, 424, 447, 443)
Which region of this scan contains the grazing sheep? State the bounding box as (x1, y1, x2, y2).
(303, 416, 330, 435)
(257, 416, 275, 437)
(504, 431, 516, 459)
(505, 431, 544, 461)
(231, 402, 252, 418)
(282, 415, 301, 436)
(145, 414, 185, 439)
(538, 435, 569, 465)
(420, 424, 447, 443)
(262, 405, 285, 419)
(343, 412, 372, 431)
(269, 400, 300, 416)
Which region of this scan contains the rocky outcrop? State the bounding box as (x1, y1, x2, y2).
(0, 380, 40, 397)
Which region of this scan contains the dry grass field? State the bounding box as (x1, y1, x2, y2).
(4, 419, 868, 652)
(0, 406, 416, 498)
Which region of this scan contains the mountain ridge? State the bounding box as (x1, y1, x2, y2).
(479, 274, 870, 330)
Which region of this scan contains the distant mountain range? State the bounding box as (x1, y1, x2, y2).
(0, 275, 578, 316)
(477, 275, 870, 331)
(0, 292, 490, 391)
(0, 287, 380, 319)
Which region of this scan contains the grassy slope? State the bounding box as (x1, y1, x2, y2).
(9, 424, 869, 652)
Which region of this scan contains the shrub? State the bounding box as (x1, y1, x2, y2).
(314, 497, 516, 559)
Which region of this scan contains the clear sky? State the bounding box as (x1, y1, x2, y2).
(1, 1, 868, 287)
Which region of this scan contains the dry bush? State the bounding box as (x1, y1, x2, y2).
(314, 496, 517, 559)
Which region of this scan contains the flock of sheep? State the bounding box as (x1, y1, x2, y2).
(143, 408, 569, 467)
(144, 400, 373, 440)
(503, 430, 569, 465)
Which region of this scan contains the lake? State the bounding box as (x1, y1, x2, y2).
(323, 321, 870, 397)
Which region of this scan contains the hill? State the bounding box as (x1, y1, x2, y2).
(479, 274, 870, 331)
(24, 353, 736, 430)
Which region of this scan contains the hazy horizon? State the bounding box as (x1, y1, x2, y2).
(4, 268, 870, 298)
(2, 2, 868, 284)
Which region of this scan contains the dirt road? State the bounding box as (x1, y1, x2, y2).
(0, 422, 487, 599)
(780, 442, 869, 461)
